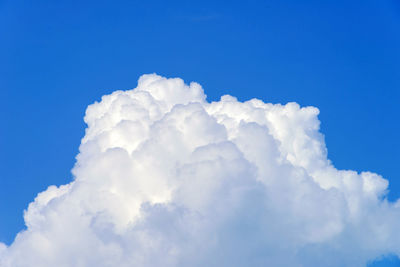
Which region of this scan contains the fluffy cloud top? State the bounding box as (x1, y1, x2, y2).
(1, 74, 399, 266)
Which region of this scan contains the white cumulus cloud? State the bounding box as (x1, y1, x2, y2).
(1, 74, 399, 267)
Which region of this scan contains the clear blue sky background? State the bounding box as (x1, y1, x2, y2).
(0, 0, 399, 265)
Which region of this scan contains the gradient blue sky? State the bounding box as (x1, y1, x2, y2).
(1, 0, 399, 265)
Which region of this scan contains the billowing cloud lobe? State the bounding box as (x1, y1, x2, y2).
(1, 74, 399, 266)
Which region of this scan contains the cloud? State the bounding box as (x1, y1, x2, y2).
(1, 74, 399, 266)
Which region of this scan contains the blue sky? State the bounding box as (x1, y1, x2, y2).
(0, 0, 399, 265)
